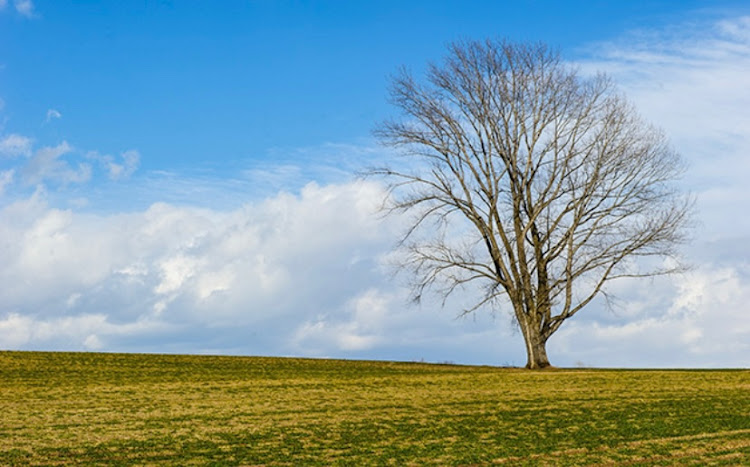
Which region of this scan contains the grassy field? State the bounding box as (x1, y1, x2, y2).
(0, 351, 748, 465)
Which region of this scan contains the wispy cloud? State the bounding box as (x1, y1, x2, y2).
(0, 170, 13, 195)
(22, 141, 92, 185)
(45, 109, 62, 123)
(13, 0, 34, 18)
(0, 134, 32, 158)
(87, 149, 140, 180)
(580, 15, 750, 241)
(0, 129, 142, 194)
(580, 15, 750, 157)
(0, 0, 36, 18)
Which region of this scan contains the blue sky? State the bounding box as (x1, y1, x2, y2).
(1, 1, 749, 367)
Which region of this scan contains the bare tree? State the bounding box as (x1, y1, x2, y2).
(372, 39, 691, 369)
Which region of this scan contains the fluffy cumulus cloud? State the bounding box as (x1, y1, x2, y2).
(5, 172, 746, 367)
(0, 180, 529, 363)
(292, 289, 393, 353)
(0, 182, 387, 351)
(548, 262, 750, 367)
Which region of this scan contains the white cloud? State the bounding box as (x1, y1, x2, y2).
(0, 170, 13, 195)
(550, 263, 750, 368)
(0, 180, 529, 363)
(0, 134, 32, 158)
(87, 149, 140, 180)
(291, 289, 393, 352)
(579, 15, 750, 239)
(13, 0, 33, 18)
(0, 312, 173, 351)
(22, 141, 92, 185)
(0, 181, 403, 353)
(0, 313, 30, 348)
(0, 133, 140, 192)
(45, 109, 62, 122)
(118, 150, 140, 177)
(1, 168, 747, 366)
(0, 0, 8, 11)
(83, 334, 103, 350)
(585, 24, 750, 147)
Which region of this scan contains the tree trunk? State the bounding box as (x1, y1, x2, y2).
(522, 323, 552, 369)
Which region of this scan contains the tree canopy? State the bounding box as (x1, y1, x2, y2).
(373, 39, 692, 369)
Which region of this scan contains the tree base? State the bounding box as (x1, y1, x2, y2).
(525, 364, 558, 370)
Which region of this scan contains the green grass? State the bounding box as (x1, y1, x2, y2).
(1, 351, 748, 465)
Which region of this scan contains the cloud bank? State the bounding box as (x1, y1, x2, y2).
(0, 182, 388, 346)
(0, 181, 525, 364)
